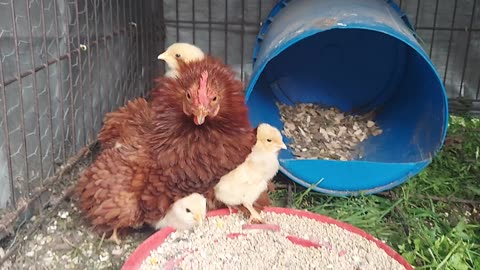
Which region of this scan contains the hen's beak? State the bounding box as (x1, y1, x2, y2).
(194, 213, 203, 224)
(157, 52, 166, 60)
(193, 107, 208, 125)
(279, 143, 287, 150)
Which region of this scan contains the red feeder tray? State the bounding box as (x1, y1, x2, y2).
(122, 207, 413, 270)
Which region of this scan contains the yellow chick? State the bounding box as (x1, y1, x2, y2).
(154, 193, 207, 231)
(157, 42, 205, 78)
(214, 123, 287, 223)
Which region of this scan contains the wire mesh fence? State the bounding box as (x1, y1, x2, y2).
(0, 0, 479, 235)
(397, 0, 480, 113)
(0, 0, 164, 212)
(162, 0, 480, 112)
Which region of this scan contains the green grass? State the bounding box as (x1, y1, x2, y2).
(272, 115, 480, 269)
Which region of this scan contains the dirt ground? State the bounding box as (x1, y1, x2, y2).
(0, 151, 154, 270)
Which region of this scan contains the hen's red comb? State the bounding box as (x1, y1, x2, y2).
(197, 70, 209, 105)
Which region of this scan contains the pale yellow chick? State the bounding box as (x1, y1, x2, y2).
(214, 123, 287, 223)
(157, 42, 205, 78)
(154, 193, 207, 231)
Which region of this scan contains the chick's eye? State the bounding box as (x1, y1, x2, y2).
(175, 53, 181, 58)
(212, 96, 217, 101)
(186, 93, 191, 99)
(267, 139, 272, 142)
(186, 208, 191, 213)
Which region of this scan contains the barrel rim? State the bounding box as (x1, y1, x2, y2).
(252, 0, 416, 64)
(277, 160, 429, 196)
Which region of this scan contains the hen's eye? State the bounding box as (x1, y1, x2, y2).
(186, 208, 191, 213)
(212, 96, 217, 101)
(267, 139, 272, 142)
(186, 93, 191, 99)
(175, 53, 181, 58)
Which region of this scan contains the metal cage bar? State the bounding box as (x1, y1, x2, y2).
(38, 0, 56, 179)
(8, 0, 32, 204)
(25, 0, 45, 185)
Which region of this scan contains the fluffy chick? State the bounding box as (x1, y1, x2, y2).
(157, 43, 205, 78)
(214, 123, 286, 223)
(154, 193, 207, 231)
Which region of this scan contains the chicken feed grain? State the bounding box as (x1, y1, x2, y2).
(278, 103, 382, 160)
(139, 212, 406, 270)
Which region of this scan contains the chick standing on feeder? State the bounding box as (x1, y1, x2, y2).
(157, 42, 205, 78)
(154, 193, 207, 231)
(214, 123, 287, 223)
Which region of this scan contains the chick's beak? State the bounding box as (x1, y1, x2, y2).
(157, 52, 166, 60)
(193, 107, 208, 125)
(194, 213, 203, 224)
(280, 143, 287, 150)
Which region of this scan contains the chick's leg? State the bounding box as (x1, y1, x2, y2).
(107, 228, 121, 245)
(242, 203, 264, 224)
(227, 204, 242, 214)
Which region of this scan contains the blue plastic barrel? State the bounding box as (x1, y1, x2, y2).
(245, 0, 449, 196)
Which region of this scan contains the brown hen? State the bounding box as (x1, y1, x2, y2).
(75, 55, 271, 242)
(142, 55, 271, 224)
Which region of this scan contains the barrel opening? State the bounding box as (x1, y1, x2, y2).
(247, 28, 447, 164)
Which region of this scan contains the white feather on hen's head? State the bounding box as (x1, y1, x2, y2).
(157, 43, 205, 77)
(154, 193, 207, 231)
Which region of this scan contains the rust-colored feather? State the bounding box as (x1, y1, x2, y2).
(97, 98, 153, 151)
(142, 55, 271, 224)
(75, 55, 272, 239)
(74, 147, 154, 236)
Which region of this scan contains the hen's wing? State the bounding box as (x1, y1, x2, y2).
(140, 172, 176, 226)
(97, 98, 152, 150)
(75, 147, 149, 236)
